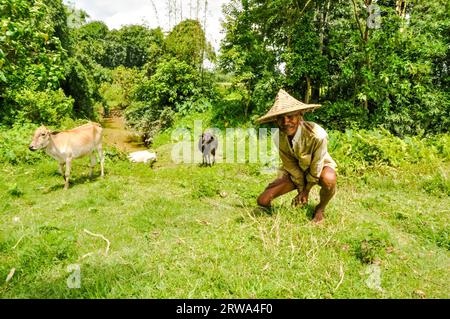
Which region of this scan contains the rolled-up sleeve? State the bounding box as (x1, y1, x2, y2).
(306, 136, 328, 184)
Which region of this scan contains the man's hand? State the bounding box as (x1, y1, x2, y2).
(292, 189, 309, 207)
(291, 183, 314, 207)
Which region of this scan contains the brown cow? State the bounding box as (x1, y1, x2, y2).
(29, 123, 104, 190)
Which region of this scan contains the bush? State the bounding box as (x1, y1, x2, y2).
(308, 100, 369, 131)
(61, 57, 96, 119)
(251, 73, 282, 117)
(0, 123, 46, 164)
(132, 58, 205, 109)
(328, 129, 450, 175)
(126, 57, 212, 145)
(8, 89, 73, 125)
(103, 146, 128, 163)
(212, 90, 252, 128)
(349, 227, 393, 264)
(99, 66, 143, 113)
(353, 236, 390, 264)
(177, 97, 213, 116)
(125, 103, 175, 146)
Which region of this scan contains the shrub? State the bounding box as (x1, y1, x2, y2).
(132, 57, 204, 110)
(98, 66, 143, 113)
(10, 88, 73, 125)
(212, 90, 252, 128)
(350, 229, 392, 264)
(126, 57, 212, 145)
(308, 100, 369, 131)
(251, 73, 282, 117)
(328, 129, 449, 175)
(177, 97, 213, 116)
(103, 146, 128, 163)
(0, 123, 45, 164)
(61, 57, 96, 119)
(125, 103, 175, 146)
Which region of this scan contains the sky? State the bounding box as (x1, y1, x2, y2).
(63, 0, 230, 52)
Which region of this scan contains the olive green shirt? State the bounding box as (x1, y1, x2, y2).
(274, 121, 336, 190)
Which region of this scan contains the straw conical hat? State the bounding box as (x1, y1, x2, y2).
(256, 89, 321, 124)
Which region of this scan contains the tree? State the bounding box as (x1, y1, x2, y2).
(219, 0, 450, 135)
(166, 19, 214, 72)
(126, 57, 205, 145)
(219, 0, 279, 117)
(0, 0, 72, 124)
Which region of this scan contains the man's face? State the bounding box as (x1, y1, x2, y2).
(276, 112, 302, 137)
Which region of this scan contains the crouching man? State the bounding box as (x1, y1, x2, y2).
(256, 89, 337, 223)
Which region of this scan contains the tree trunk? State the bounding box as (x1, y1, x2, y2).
(351, 0, 365, 42)
(363, 0, 372, 43)
(305, 76, 312, 104)
(318, 0, 331, 103)
(351, 0, 372, 111)
(319, 0, 331, 54)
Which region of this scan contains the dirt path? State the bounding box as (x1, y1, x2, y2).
(101, 117, 146, 153)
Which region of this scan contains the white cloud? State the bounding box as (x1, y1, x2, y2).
(64, 0, 229, 52)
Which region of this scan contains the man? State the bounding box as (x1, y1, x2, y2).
(256, 89, 337, 223)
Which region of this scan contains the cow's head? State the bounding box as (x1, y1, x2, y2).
(29, 126, 51, 151)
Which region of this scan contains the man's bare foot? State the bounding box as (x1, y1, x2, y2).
(312, 207, 325, 223)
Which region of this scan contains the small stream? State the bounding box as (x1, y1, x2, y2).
(101, 117, 146, 152)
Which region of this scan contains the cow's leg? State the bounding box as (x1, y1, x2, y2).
(89, 152, 96, 178)
(211, 149, 216, 166)
(64, 158, 72, 190)
(58, 162, 65, 178)
(97, 144, 104, 177)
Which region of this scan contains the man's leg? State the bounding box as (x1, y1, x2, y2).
(313, 166, 337, 223)
(257, 175, 296, 208)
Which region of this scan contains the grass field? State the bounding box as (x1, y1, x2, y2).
(0, 119, 449, 298)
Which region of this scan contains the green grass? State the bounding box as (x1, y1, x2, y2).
(0, 140, 449, 298)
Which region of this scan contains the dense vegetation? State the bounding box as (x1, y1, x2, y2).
(0, 0, 449, 299)
(219, 0, 450, 135)
(2, 0, 449, 137)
